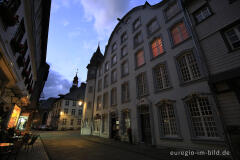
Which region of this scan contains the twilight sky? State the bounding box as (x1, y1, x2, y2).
(42, 0, 161, 99)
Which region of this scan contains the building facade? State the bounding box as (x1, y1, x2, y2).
(81, 0, 240, 152)
(50, 75, 86, 130)
(183, 0, 240, 157)
(0, 0, 51, 131)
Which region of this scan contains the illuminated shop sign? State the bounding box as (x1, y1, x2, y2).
(7, 104, 21, 129)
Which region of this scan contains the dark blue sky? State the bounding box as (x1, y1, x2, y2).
(43, 0, 161, 99)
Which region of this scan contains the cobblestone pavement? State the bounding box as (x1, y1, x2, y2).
(40, 131, 232, 160)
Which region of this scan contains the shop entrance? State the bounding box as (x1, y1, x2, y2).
(139, 105, 152, 144)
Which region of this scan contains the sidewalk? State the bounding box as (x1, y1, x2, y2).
(81, 135, 232, 160)
(8, 136, 50, 160)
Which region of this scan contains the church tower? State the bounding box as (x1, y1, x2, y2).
(70, 72, 79, 92)
(81, 45, 103, 135)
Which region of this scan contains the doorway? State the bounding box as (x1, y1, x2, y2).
(139, 105, 152, 144)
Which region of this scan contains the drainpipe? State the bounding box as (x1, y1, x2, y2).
(180, 0, 235, 159)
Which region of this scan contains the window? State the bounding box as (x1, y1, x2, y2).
(73, 101, 76, 106)
(64, 108, 68, 114)
(121, 61, 129, 77)
(147, 19, 159, 35)
(133, 18, 141, 31)
(103, 92, 109, 109)
(71, 109, 76, 116)
(70, 119, 74, 125)
(134, 32, 143, 47)
(136, 50, 145, 67)
(185, 96, 218, 138)
(171, 22, 189, 45)
(104, 74, 109, 88)
(165, 1, 180, 20)
(151, 38, 164, 58)
(121, 46, 128, 57)
(77, 119, 81, 125)
(136, 73, 148, 97)
(87, 102, 92, 109)
(98, 79, 102, 92)
(11, 19, 25, 54)
(159, 102, 178, 137)
(224, 24, 240, 50)
(122, 110, 131, 134)
(153, 63, 170, 91)
(98, 66, 102, 76)
(102, 115, 108, 133)
(194, 5, 212, 23)
(88, 86, 93, 93)
(121, 32, 128, 43)
(111, 55, 117, 66)
(65, 100, 69, 106)
(177, 51, 201, 82)
(97, 96, 102, 110)
(105, 62, 109, 72)
(111, 69, 117, 83)
(78, 109, 82, 116)
(112, 42, 117, 52)
(111, 88, 117, 106)
(62, 119, 67, 125)
(122, 82, 130, 103)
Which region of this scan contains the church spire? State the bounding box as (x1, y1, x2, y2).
(73, 69, 79, 87)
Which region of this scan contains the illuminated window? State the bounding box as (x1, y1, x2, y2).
(171, 22, 189, 45)
(136, 50, 145, 67)
(151, 38, 164, 58)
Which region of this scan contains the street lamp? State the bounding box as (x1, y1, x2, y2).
(78, 100, 83, 106)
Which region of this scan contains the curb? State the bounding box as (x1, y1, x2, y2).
(39, 136, 53, 160)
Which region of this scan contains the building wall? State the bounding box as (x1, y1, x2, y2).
(83, 0, 226, 150)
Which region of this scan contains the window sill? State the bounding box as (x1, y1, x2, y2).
(171, 37, 192, 49)
(155, 86, 173, 94)
(179, 77, 207, 87)
(150, 51, 166, 61)
(121, 73, 129, 78)
(135, 63, 146, 71)
(191, 137, 224, 143)
(160, 136, 183, 140)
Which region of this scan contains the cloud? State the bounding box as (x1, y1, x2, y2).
(42, 69, 72, 99)
(80, 0, 129, 39)
(62, 20, 69, 26)
(67, 27, 85, 38)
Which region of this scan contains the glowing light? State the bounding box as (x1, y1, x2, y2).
(78, 100, 83, 106)
(60, 111, 64, 116)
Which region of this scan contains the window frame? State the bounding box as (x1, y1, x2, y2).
(168, 19, 191, 48)
(121, 45, 128, 58)
(133, 31, 143, 48)
(111, 69, 117, 84)
(174, 48, 204, 85)
(132, 17, 141, 32)
(163, 0, 181, 23)
(152, 62, 172, 92)
(136, 72, 148, 98)
(183, 94, 223, 141)
(105, 61, 110, 72)
(111, 54, 117, 66)
(135, 48, 146, 69)
(121, 60, 129, 77)
(104, 74, 109, 88)
(146, 17, 160, 37)
(111, 87, 117, 106)
(121, 81, 130, 103)
(149, 35, 165, 60)
(112, 42, 117, 53)
(193, 3, 213, 24)
(121, 31, 128, 44)
(156, 100, 182, 139)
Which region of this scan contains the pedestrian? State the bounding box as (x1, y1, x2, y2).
(127, 128, 132, 144)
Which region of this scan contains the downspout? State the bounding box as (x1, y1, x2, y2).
(180, 0, 235, 159)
